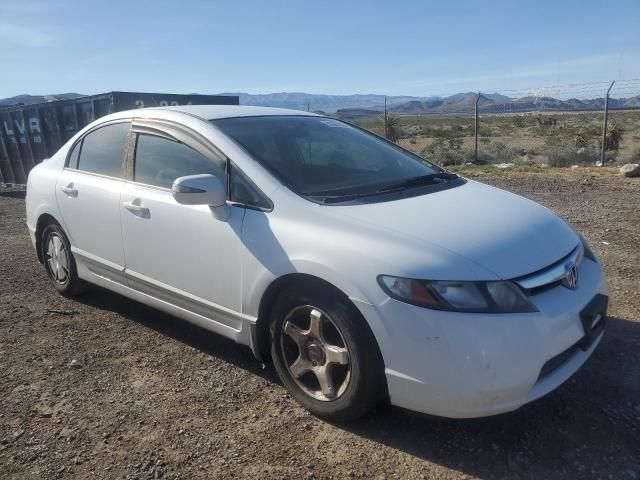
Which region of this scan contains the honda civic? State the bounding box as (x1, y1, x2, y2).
(26, 105, 608, 421)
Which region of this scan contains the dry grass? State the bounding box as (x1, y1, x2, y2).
(449, 164, 621, 178)
(357, 110, 640, 167)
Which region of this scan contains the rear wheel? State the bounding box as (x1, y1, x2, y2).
(41, 223, 85, 296)
(270, 283, 385, 422)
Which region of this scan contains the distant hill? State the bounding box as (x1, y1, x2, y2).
(374, 93, 640, 116)
(333, 108, 382, 121)
(223, 91, 517, 113)
(217, 92, 441, 112)
(0, 93, 84, 107)
(2, 90, 638, 116)
(228, 90, 640, 116)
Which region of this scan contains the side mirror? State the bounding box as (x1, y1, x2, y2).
(172, 174, 230, 220)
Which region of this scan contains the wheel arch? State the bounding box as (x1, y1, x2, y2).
(254, 273, 384, 369)
(34, 213, 63, 263)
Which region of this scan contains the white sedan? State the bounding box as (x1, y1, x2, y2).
(26, 105, 608, 421)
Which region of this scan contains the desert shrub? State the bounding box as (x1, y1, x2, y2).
(628, 148, 640, 163)
(544, 135, 563, 147)
(530, 124, 556, 136)
(477, 142, 523, 164)
(547, 149, 598, 167)
(512, 116, 528, 128)
(478, 127, 493, 137)
(432, 128, 463, 140)
(421, 137, 473, 166)
(604, 123, 623, 152)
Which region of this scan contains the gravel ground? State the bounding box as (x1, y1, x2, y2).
(0, 171, 639, 480)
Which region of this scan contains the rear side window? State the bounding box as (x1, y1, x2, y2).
(77, 123, 129, 178)
(67, 140, 81, 169)
(133, 134, 224, 189)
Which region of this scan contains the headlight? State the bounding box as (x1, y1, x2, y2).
(377, 276, 537, 313)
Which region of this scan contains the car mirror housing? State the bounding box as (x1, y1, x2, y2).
(171, 174, 229, 219)
(172, 174, 226, 206)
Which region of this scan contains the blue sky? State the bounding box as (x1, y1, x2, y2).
(0, 0, 639, 98)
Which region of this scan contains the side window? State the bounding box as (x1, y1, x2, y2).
(229, 165, 272, 210)
(77, 122, 129, 178)
(134, 134, 224, 189)
(67, 140, 81, 169)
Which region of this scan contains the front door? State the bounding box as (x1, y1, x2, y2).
(120, 131, 245, 329)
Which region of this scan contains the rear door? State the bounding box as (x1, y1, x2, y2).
(120, 125, 245, 329)
(55, 121, 130, 283)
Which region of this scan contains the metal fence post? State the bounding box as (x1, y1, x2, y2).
(474, 92, 480, 163)
(600, 81, 615, 166)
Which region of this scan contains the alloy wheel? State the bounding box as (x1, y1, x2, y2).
(280, 305, 351, 401)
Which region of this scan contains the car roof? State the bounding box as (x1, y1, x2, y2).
(150, 104, 320, 120)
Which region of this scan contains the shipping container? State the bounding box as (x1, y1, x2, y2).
(0, 91, 239, 186)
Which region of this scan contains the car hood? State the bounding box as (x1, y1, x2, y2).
(330, 179, 578, 279)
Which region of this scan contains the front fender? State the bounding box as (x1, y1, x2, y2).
(242, 254, 378, 321)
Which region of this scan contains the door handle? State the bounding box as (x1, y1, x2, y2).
(60, 185, 78, 196)
(123, 201, 150, 216)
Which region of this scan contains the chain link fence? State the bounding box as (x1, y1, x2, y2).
(362, 79, 640, 168)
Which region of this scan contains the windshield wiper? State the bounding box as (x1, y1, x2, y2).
(374, 172, 458, 193)
(309, 172, 459, 204)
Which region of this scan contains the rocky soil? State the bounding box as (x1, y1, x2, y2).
(1, 171, 639, 479)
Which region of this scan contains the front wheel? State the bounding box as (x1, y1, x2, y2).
(270, 284, 385, 422)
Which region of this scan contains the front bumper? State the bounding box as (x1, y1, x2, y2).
(355, 257, 608, 418)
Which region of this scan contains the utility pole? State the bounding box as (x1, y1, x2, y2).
(474, 92, 480, 163)
(600, 81, 615, 166)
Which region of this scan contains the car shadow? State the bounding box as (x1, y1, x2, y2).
(74, 287, 280, 383)
(75, 287, 640, 479)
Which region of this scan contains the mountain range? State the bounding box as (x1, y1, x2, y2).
(0, 93, 84, 107)
(218, 91, 514, 113)
(1, 91, 638, 117)
(387, 92, 640, 115)
(331, 92, 640, 119)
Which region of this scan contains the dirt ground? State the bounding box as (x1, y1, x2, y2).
(1, 170, 639, 480)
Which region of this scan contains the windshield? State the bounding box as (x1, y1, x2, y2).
(211, 116, 443, 197)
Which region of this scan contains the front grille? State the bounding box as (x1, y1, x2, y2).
(512, 243, 584, 293)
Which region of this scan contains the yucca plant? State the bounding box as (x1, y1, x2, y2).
(604, 123, 622, 151)
(380, 113, 401, 143)
(575, 131, 587, 148)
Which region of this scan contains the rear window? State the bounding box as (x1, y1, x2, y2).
(77, 122, 129, 178)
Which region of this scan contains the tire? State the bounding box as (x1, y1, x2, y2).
(270, 283, 385, 422)
(41, 223, 86, 297)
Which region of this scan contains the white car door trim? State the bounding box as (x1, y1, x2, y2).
(82, 266, 255, 347)
(125, 268, 247, 331)
(72, 246, 125, 277)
